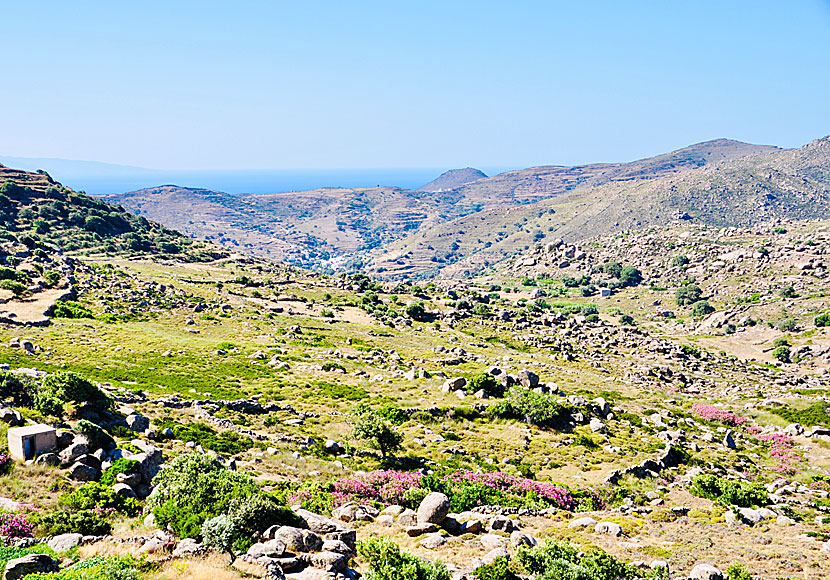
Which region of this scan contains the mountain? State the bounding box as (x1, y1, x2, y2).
(417, 167, 487, 192)
(105, 185, 468, 268)
(0, 164, 224, 262)
(368, 137, 830, 278)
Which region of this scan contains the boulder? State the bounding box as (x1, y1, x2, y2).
(417, 492, 450, 524)
(0, 407, 23, 427)
(594, 521, 622, 536)
(34, 453, 60, 467)
(3, 554, 60, 580)
(480, 534, 507, 549)
(406, 523, 437, 537)
(68, 462, 99, 482)
(172, 538, 204, 558)
(275, 527, 306, 553)
(112, 483, 136, 498)
(59, 442, 89, 466)
(690, 564, 723, 580)
(47, 533, 83, 552)
(420, 533, 447, 549)
(517, 369, 539, 388)
(567, 516, 597, 529)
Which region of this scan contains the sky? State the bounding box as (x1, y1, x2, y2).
(2, 1, 829, 171)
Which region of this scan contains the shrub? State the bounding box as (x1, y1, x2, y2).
(619, 314, 635, 326)
(489, 387, 573, 429)
(0, 512, 34, 537)
(38, 371, 112, 417)
(75, 419, 116, 452)
(99, 459, 141, 486)
(691, 404, 746, 427)
(515, 540, 639, 580)
(726, 564, 752, 580)
(473, 557, 519, 580)
(780, 285, 797, 298)
(405, 302, 427, 321)
(690, 300, 714, 317)
(378, 405, 409, 426)
(671, 255, 689, 268)
(148, 453, 266, 538)
(772, 345, 791, 363)
(52, 300, 94, 319)
(689, 474, 768, 507)
(34, 510, 112, 536)
(351, 404, 403, 457)
(676, 284, 702, 307)
(202, 515, 238, 564)
(776, 317, 797, 332)
(768, 402, 830, 428)
(815, 312, 830, 327)
(60, 482, 142, 517)
(618, 266, 642, 287)
(357, 536, 451, 580)
(0, 279, 28, 297)
(468, 372, 502, 398)
(0, 371, 34, 407)
(321, 361, 346, 372)
(227, 493, 301, 541)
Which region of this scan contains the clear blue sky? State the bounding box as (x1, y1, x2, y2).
(2, 1, 829, 170)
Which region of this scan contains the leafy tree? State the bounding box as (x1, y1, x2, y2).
(148, 453, 263, 538)
(676, 284, 702, 306)
(201, 515, 238, 564)
(0, 371, 34, 407)
(772, 345, 791, 363)
(618, 266, 642, 287)
(405, 302, 427, 321)
(690, 300, 714, 317)
(601, 261, 622, 278)
(351, 403, 403, 457)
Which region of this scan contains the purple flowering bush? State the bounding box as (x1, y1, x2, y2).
(0, 512, 34, 538)
(757, 433, 803, 475)
(691, 404, 747, 427)
(291, 469, 606, 514)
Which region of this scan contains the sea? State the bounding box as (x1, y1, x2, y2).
(0, 158, 511, 195)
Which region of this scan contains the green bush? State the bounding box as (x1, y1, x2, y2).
(777, 317, 797, 332)
(768, 402, 830, 427)
(351, 403, 403, 457)
(37, 371, 112, 417)
(34, 510, 113, 536)
(75, 419, 116, 452)
(228, 493, 300, 544)
(772, 345, 791, 363)
(0, 370, 34, 406)
(0, 279, 28, 297)
(52, 300, 94, 319)
(473, 557, 519, 580)
(357, 536, 450, 580)
(689, 474, 769, 507)
(59, 482, 142, 516)
(202, 515, 238, 564)
(378, 404, 409, 426)
(99, 459, 141, 486)
(515, 540, 639, 580)
(726, 563, 752, 580)
(619, 266, 642, 287)
(405, 302, 428, 321)
(671, 255, 689, 268)
(676, 284, 702, 307)
(815, 313, 830, 327)
(468, 372, 502, 398)
(691, 300, 714, 317)
(489, 388, 573, 429)
(148, 453, 267, 538)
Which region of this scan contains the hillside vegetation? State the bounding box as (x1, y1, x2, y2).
(0, 165, 224, 263)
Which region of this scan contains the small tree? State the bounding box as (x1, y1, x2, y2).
(405, 302, 427, 321)
(676, 284, 702, 307)
(468, 372, 501, 398)
(691, 300, 714, 317)
(772, 345, 791, 363)
(619, 266, 642, 287)
(201, 515, 237, 564)
(351, 404, 403, 457)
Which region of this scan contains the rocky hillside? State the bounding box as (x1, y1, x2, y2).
(0, 164, 224, 263)
(106, 185, 468, 269)
(102, 139, 795, 275)
(370, 137, 830, 278)
(417, 167, 487, 192)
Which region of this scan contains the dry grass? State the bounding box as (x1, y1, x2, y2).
(0, 463, 64, 509)
(156, 555, 244, 580)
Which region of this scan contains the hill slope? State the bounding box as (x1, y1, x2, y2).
(0, 164, 224, 262)
(103, 139, 782, 272)
(369, 137, 830, 278)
